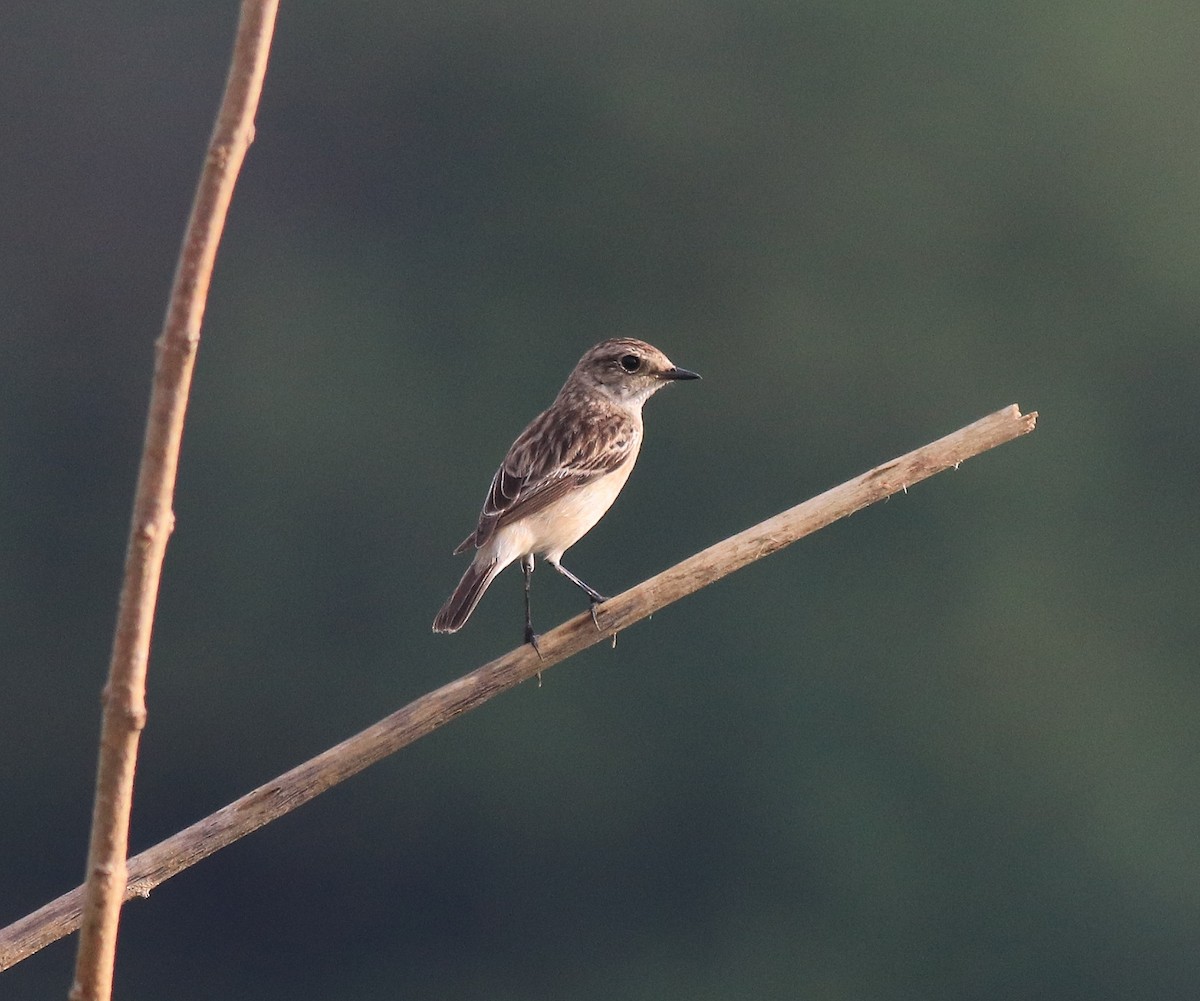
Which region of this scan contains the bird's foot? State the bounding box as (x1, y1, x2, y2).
(587, 595, 609, 632)
(588, 597, 619, 648)
(525, 626, 545, 685)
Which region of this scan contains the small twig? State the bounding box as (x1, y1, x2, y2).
(1, 405, 1036, 972)
(67, 4, 279, 1001)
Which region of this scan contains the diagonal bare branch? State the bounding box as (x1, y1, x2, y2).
(2, 405, 1036, 973)
(67, 4, 280, 1000)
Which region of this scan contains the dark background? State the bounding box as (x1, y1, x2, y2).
(3, 2, 1198, 998)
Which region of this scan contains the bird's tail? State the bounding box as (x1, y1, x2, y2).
(433, 557, 501, 633)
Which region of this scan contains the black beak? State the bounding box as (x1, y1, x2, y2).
(660, 365, 701, 381)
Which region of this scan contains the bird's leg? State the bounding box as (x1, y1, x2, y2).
(549, 559, 608, 603)
(521, 556, 543, 668)
(548, 560, 608, 632)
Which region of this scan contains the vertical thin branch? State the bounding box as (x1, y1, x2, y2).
(69, 4, 279, 1000)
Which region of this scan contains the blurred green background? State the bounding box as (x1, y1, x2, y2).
(3, 2, 1198, 998)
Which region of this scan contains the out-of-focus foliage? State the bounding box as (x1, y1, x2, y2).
(3, 2, 1198, 998)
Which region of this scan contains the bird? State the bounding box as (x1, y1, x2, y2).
(432, 337, 700, 650)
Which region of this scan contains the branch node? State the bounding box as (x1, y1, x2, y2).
(123, 704, 148, 731)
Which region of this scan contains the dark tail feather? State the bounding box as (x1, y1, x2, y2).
(433, 558, 500, 633)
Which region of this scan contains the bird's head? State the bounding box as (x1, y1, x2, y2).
(569, 337, 700, 407)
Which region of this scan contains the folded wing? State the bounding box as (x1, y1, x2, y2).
(454, 406, 638, 554)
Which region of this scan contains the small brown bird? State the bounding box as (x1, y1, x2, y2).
(433, 337, 700, 648)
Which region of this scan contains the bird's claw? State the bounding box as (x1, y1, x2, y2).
(588, 599, 604, 632)
(524, 628, 544, 686)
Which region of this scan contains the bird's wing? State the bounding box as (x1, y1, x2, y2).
(454, 406, 638, 554)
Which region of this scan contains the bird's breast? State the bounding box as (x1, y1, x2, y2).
(492, 441, 641, 564)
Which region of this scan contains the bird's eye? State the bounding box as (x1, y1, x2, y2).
(619, 354, 642, 373)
